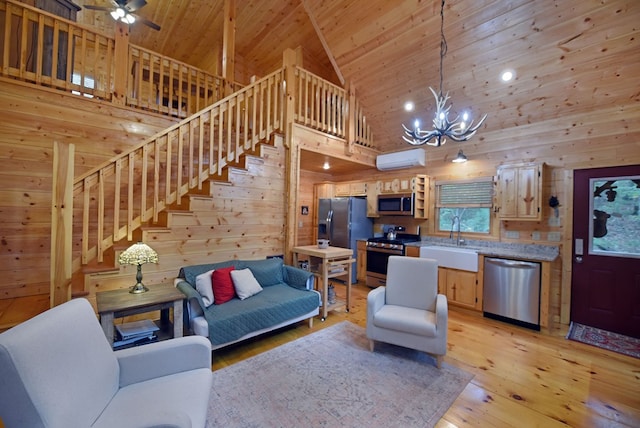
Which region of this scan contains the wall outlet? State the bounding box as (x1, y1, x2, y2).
(548, 217, 561, 227)
(531, 231, 541, 241)
(505, 230, 520, 239)
(548, 232, 562, 241)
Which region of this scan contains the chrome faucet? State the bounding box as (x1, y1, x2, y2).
(449, 215, 464, 246)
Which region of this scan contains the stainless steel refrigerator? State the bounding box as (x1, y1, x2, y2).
(317, 197, 373, 283)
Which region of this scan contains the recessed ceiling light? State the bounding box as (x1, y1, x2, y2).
(404, 101, 414, 112)
(501, 70, 515, 82)
(322, 161, 330, 170)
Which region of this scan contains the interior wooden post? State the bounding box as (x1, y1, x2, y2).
(222, 0, 236, 96)
(283, 48, 299, 265)
(346, 81, 356, 155)
(112, 21, 129, 105)
(50, 141, 75, 307)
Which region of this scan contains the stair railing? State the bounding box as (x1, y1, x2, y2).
(70, 68, 285, 271)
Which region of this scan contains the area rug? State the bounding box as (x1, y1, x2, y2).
(567, 322, 640, 359)
(207, 321, 473, 428)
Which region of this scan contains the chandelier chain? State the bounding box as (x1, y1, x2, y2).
(439, 0, 447, 98)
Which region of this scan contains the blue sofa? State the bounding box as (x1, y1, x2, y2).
(176, 258, 320, 350)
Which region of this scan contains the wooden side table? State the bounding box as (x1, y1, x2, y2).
(292, 245, 354, 321)
(96, 283, 185, 347)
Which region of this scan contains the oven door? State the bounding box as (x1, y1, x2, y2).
(366, 247, 402, 287)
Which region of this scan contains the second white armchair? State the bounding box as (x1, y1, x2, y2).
(366, 256, 448, 367)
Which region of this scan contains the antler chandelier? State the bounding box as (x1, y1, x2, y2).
(402, 0, 487, 147)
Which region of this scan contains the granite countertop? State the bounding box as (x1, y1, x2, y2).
(406, 237, 559, 262)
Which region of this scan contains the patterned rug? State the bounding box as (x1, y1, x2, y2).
(207, 321, 473, 427)
(567, 322, 640, 359)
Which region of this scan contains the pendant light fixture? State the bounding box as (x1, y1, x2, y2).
(452, 150, 468, 163)
(402, 0, 487, 147)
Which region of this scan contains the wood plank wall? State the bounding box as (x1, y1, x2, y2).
(0, 79, 177, 299)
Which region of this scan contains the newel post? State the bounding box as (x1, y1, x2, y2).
(283, 48, 299, 264)
(50, 141, 75, 307)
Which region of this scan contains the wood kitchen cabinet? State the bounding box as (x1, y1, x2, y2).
(438, 267, 480, 310)
(379, 177, 415, 194)
(334, 181, 367, 197)
(366, 180, 379, 217)
(405, 246, 420, 257)
(356, 240, 367, 282)
(314, 183, 334, 199)
(413, 174, 429, 219)
(497, 163, 543, 221)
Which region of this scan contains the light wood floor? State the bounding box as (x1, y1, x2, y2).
(212, 282, 640, 427)
(2, 283, 639, 427)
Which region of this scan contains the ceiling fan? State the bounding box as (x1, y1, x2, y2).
(84, 0, 161, 31)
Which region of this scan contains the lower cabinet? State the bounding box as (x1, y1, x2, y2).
(438, 267, 480, 310)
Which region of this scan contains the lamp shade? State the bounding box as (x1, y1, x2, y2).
(452, 150, 468, 163)
(119, 243, 158, 294)
(118, 242, 158, 266)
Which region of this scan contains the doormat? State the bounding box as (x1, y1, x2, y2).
(566, 322, 640, 359)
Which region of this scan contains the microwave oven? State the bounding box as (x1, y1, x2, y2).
(377, 194, 414, 216)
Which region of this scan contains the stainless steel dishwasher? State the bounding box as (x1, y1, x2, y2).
(483, 257, 541, 330)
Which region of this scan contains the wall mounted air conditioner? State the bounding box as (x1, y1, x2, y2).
(376, 148, 426, 171)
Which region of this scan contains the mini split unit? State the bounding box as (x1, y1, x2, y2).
(376, 148, 426, 171)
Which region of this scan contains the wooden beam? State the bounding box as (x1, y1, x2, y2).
(50, 141, 75, 307)
(222, 0, 236, 96)
(301, 0, 345, 86)
(283, 49, 299, 264)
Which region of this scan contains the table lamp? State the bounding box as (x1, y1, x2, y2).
(118, 242, 158, 294)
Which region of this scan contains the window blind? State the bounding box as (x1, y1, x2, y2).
(437, 179, 494, 207)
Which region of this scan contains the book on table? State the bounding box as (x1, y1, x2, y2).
(116, 319, 159, 340)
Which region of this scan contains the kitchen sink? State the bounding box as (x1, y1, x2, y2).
(419, 246, 479, 272)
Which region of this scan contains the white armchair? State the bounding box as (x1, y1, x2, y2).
(366, 256, 448, 367)
(0, 298, 212, 428)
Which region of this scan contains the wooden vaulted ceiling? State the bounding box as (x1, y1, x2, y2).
(74, 0, 639, 162)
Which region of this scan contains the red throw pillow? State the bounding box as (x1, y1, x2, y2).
(212, 266, 236, 304)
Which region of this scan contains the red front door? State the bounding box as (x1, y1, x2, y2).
(571, 165, 640, 338)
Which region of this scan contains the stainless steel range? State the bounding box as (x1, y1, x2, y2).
(366, 233, 421, 288)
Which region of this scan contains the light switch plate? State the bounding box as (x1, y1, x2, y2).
(532, 232, 541, 241)
(548, 232, 561, 241)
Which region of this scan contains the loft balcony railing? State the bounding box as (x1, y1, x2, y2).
(0, 0, 372, 145)
(0, 0, 237, 118)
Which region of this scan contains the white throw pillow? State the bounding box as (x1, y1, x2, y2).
(230, 268, 263, 300)
(195, 269, 215, 307)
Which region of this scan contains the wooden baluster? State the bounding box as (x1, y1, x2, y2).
(113, 159, 121, 240)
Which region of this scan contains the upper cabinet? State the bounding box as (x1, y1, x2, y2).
(335, 182, 367, 197)
(413, 174, 429, 219)
(379, 177, 415, 194)
(496, 163, 544, 221)
(366, 181, 379, 217)
(315, 183, 335, 199)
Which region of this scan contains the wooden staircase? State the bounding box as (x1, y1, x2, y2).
(64, 69, 286, 297)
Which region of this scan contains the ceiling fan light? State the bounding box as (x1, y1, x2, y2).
(115, 7, 126, 18)
(123, 14, 136, 24)
(110, 10, 119, 20)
